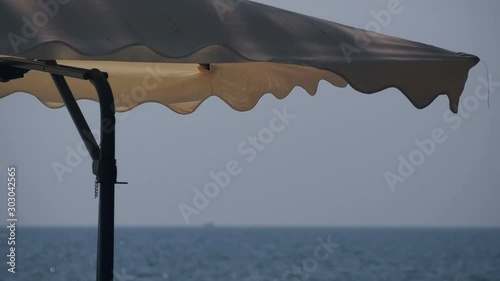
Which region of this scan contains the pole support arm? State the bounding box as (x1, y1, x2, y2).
(0, 57, 117, 281)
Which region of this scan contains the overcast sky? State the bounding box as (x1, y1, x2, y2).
(1, 0, 499, 227)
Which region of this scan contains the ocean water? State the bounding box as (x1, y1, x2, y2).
(1, 227, 499, 281)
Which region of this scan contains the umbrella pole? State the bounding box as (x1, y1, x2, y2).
(0, 58, 118, 281)
(87, 69, 117, 281)
(50, 68, 117, 281)
(52, 68, 117, 281)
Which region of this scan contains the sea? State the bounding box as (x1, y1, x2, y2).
(1, 227, 499, 281)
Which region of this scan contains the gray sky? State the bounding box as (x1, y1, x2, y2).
(1, 0, 499, 227)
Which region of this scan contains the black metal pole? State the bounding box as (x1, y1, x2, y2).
(86, 69, 116, 281)
(1, 58, 118, 281)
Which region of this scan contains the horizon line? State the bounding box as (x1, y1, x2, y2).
(14, 224, 500, 229)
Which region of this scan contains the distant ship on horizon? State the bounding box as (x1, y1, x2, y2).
(203, 222, 215, 228)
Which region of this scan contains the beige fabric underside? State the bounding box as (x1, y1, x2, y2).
(0, 60, 347, 114)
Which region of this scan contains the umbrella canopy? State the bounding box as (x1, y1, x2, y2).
(0, 0, 479, 114)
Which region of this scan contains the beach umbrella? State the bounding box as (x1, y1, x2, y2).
(0, 0, 479, 280)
